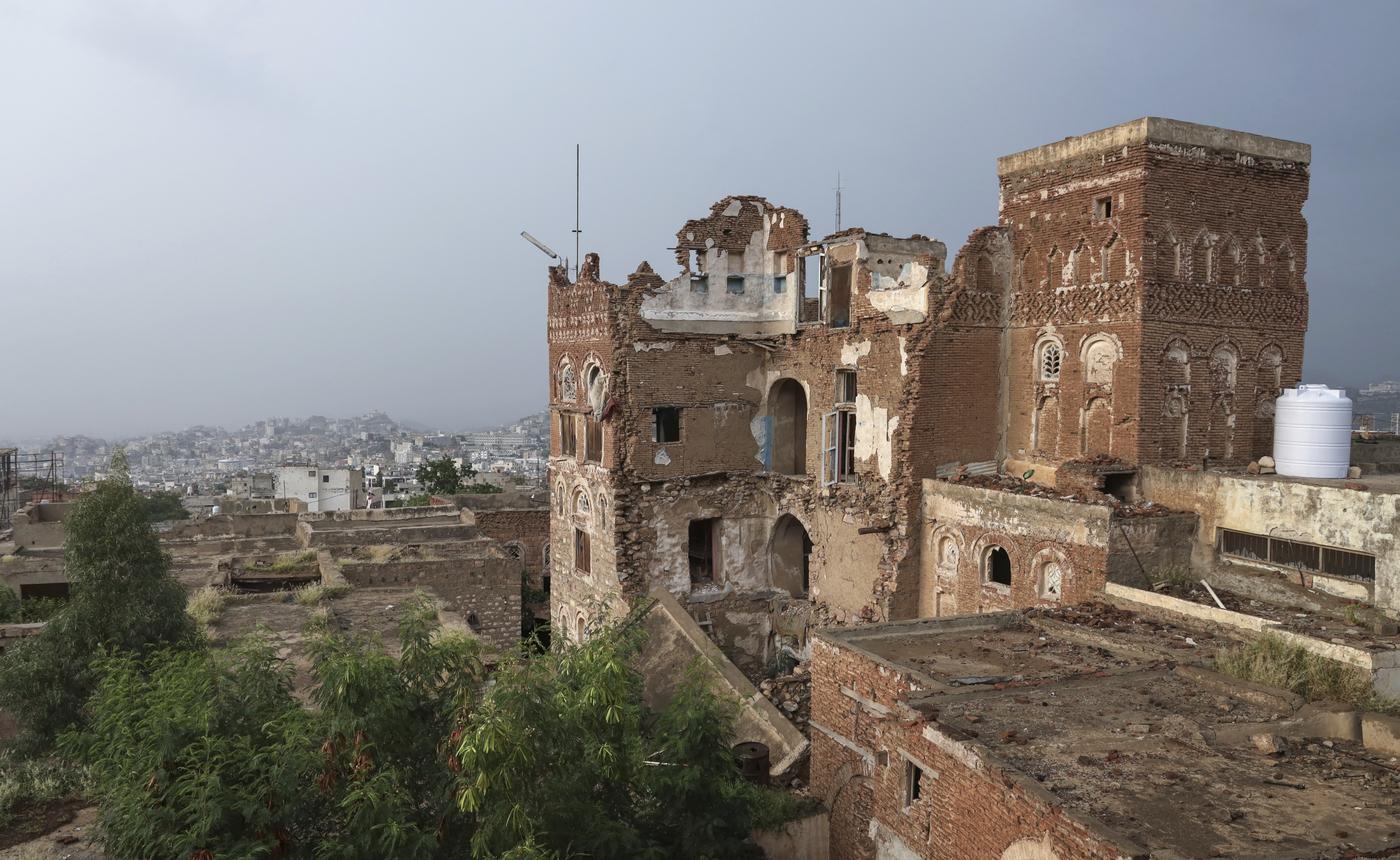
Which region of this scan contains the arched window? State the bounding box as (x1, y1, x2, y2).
(768, 378, 808, 476)
(1164, 338, 1192, 386)
(1258, 345, 1284, 392)
(1081, 334, 1121, 386)
(583, 360, 607, 416)
(1156, 230, 1181, 280)
(572, 488, 591, 520)
(1210, 343, 1239, 392)
(554, 481, 566, 515)
(1070, 239, 1089, 284)
(770, 514, 812, 597)
(1036, 339, 1063, 382)
(1046, 246, 1061, 290)
(1034, 550, 1067, 601)
(1218, 236, 1240, 287)
(1272, 242, 1297, 290)
(984, 546, 1012, 587)
(558, 359, 578, 403)
(1101, 233, 1122, 282)
(575, 613, 586, 643)
(1192, 231, 1215, 283)
(597, 494, 608, 528)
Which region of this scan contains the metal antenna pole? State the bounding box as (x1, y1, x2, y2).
(835, 171, 842, 233)
(573, 144, 581, 280)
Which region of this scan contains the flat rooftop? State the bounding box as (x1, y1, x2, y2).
(997, 116, 1311, 175)
(1202, 465, 1400, 496)
(823, 605, 1400, 859)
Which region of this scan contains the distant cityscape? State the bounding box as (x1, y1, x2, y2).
(0, 410, 548, 511)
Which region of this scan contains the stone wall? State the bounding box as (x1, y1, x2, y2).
(161, 512, 300, 540)
(471, 507, 549, 590)
(337, 557, 522, 650)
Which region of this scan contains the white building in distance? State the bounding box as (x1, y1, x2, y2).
(274, 465, 366, 512)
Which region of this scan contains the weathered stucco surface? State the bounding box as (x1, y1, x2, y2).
(1139, 466, 1400, 611)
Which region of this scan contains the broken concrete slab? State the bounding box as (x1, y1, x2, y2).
(639, 588, 807, 776)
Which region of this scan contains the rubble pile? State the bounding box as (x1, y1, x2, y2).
(946, 472, 1173, 518)
(760, 662, 811, 732)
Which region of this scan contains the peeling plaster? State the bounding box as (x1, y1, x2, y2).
(840, 340, 872, 367)
(855, 394, 898, 480)
(714, 344, 733, 356)
(868, 260, 931, 324)
(654, 449, 671, 466)
(898, 336, 909, 377)
(750, 415, 770, 466)
(634, 341, 676, 352)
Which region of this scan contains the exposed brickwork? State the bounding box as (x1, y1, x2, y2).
(809, 637, 1126, 860)
(545, 117, 1310, 668)
(1000, 125, 1309, 468)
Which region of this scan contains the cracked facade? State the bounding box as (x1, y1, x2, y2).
(546, 117, 1311, 672)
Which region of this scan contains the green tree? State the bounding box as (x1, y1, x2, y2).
(69, 594, 485, 859)
(65, 596, 798, 858)
(0, 449, 194, 749)
(416, 456, 463, 496)
(457, 610, 792, 859)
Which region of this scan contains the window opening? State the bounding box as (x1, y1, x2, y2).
(1039, 343, 1062, 382)
(689, 518, 719, 585)
(585, 416, 603, 463)
(653, 407, 681, 444)
(574, 528, 591, 574)
(836, 369, 858, 404)
(986, 546, 1011, 586)
(1095, 196, 1112, 219)
(559, 413, 577, 456)
(904, 761, 924, 809)
(827, 263, 852, 327)
(726, 275, 745, 295)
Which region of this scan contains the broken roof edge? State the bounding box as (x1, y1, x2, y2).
(997, 116, 1311, 176)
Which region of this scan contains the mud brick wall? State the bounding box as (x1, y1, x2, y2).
(338, 557, 522, 650)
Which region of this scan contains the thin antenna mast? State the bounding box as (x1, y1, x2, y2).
(834, 171, 843, 232)
(573, 144, 581, 280)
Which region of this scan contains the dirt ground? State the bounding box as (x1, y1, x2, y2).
(0, 805, 103, 859)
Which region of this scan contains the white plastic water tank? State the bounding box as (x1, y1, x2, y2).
(1273, 384, 1353, 479)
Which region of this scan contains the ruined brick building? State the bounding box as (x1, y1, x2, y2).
(547, 118, 1311, 671)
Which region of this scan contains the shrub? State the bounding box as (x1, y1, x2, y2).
(0, 750, 84, 832)
(185, 586, 231, 628)
(292, 582, 350, 606)
(1216, 634, 1400, 715)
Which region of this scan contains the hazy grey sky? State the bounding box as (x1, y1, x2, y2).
(3, 1, 1397, 439)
